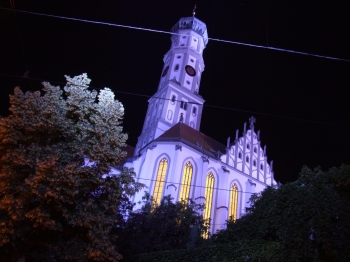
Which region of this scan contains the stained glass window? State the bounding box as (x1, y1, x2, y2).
(229, 184, 238, 222)
(203, 172, 214, 221)
(179, 161, 193, 200)
(153, 157, 168, 205)
(202, 172, 215, 238)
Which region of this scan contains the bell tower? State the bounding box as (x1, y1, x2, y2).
(135, 16, 209, 154)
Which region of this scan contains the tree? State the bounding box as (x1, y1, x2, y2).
(120, 165, 350, 261)
(212, 165, 350, 261)
(117, 194, 208, 259)
(0, 74, 143, 261)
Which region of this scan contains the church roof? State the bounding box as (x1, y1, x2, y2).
(153, 122, 226, 159)
(122, 144, 135, 158)
(118, 144, 135, 166)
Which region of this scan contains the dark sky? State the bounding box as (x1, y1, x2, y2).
(1, 0, 349, 183)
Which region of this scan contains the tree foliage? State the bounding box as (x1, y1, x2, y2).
(0, 74, 142, 262)
(212, 165, 350, 261)
(117, 194, 208, 259)
(128, 165, 350, 262)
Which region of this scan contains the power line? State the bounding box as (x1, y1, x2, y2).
(137, 177, 269, 195)
(1, 72, 349, 129)
(134, 176, 263, 226)
(0, 7, 349, 62)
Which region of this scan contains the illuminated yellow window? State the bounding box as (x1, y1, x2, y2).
(179, 161, 193, 200)
(229, 184, 238, 222)
(202, 172, 214, 238)
(203, 172, 214, 221)
(153, 157, 168, 205)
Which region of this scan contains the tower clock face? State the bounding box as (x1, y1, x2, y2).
(162, 66, 169, 77)
(185, 65, 196, 76)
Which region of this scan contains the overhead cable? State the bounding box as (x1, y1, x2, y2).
(1, 72, 349, 129)
(0, 7, 349, 62)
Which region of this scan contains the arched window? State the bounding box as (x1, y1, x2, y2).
(192, 107, 197, 116)
(179, 162, 193, 200)
(203, 172, 215, 238)
(238, 152, 242, 159)
(229, 184, 238, 222)
(153, 157, 168, 205)
(203, 173, 214, 220)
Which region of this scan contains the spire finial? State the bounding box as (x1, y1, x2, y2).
(192, 4, 197, 17)
(249, 116, 256, 129)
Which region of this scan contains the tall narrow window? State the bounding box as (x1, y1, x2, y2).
(171, 95, 176, 104)
(203, 172, 214, 220)
(229, 184, 238, 222)
(153, 158, 168, 205)
(192, 107, 197, 116)
(203, 172, 214, 238)
(179, 162, 193, 200)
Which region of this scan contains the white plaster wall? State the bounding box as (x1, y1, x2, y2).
(127, 142, 271, 235)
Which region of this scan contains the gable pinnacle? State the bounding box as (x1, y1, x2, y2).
(249, 116, 256, 129)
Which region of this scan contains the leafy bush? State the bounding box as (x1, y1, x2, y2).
(117, 194, 208, 259)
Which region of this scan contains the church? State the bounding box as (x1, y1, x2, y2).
(124, 15, 277, 234)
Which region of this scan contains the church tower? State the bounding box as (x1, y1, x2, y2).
(135, 17, 209, 155)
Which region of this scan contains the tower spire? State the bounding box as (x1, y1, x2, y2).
(192, 4, 197, 17)
(135, 15, 208, 154)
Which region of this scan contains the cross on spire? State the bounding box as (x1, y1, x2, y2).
(249, 116, 256, 129)
(192, 4, 197, 17)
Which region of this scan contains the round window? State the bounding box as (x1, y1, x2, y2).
(185, 65, 196, 76)
(162, 66, 169, 77)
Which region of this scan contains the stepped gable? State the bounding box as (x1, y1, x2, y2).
(154, 122, 226, 159)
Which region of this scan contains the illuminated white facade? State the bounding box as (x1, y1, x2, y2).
(125, 16, 277, 235)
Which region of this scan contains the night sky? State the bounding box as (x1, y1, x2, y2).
(1, 0, 349, 183)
